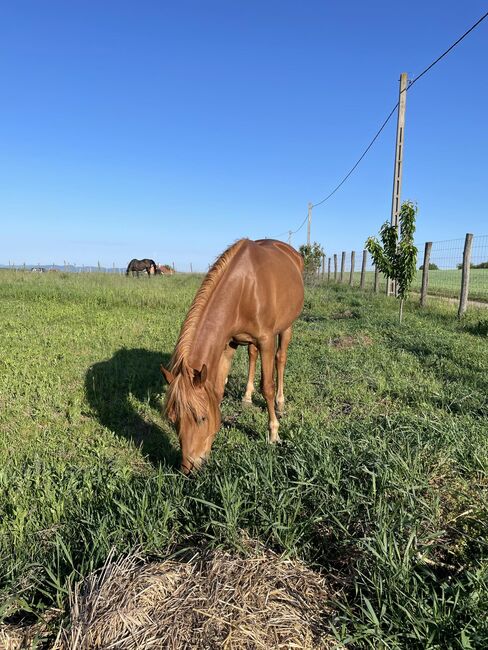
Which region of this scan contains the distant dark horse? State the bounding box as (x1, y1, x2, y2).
(126, 258, 157, 277)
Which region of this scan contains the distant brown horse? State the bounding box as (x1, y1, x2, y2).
(126, 258, 157, 276)
(161, 239, 304, 473)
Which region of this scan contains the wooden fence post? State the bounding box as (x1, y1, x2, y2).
(333, 254, 338, 281)
(321, 254, 325, 279)
(327, 257, 331, 282)
(360, 250, 367, 289)
(458, 233, 473, 318)
(420, 242, 432, 307)
(374, 265, 379, 293)
(340, 251, 346, 283)
(349, 251, 355, 285)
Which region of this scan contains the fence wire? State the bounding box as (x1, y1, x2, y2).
(324, 234, 488, 305)
(470, 235, 488, 302)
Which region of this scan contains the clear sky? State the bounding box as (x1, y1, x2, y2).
(1, 1, 487, 270)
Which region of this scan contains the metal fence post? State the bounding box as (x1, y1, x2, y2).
(349, 251, 355, 286)
(360, 250, 367, 289)
(420, 242, 432, 307)
(458, 233, 473, 318)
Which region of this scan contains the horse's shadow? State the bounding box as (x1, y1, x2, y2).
(85, 348, 180, 467)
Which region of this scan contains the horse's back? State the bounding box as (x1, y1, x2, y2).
(252, 239, 304, 273)
(234, 239, 303, 287)
(225, 239, 304, 334)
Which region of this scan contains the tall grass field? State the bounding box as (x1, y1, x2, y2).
(0, 270, 487, 648)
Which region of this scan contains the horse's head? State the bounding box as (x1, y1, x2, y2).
(161, 364, 220, 473)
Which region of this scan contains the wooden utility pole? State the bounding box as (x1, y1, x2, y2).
(307, 202, 312, 246)
(387, 72, 408, 296)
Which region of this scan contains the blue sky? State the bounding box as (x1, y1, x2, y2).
(1, 1, 487, 270)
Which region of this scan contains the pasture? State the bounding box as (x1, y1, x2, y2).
(0, 270, 487, 648)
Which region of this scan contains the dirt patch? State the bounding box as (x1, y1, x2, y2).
(331, 309, 359, 320)
(330, 334, 373, 349)
(50, 544, 336, 649)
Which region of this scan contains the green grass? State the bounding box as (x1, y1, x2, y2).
(345, 268, 488, 302)
(1, 271, 487, 648)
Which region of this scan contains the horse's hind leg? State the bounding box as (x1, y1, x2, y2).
(242, 343, 258, 405)
(258, 336, 280, 443)
(275, 326, 292, 417)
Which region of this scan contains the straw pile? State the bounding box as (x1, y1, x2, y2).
(0, 609, 59, 650)
(0, 627, 22, 650)
(55, 545, 335, 649)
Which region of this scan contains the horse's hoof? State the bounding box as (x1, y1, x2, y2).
(269, 434, 282, 444)
(275, 402, 285, 418)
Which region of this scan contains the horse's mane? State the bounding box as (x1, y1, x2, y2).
(164, 238, 248, 423)
(170, 238, 247, 373)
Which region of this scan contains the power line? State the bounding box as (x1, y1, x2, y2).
(407, 10, 488, 90)
(278, 10, 488, 240)
(312, 102, 399, 208)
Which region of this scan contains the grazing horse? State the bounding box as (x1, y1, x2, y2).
(156, 264, 175, 275)
(126, 258, 157, 276)
(161, 238, 304, 473)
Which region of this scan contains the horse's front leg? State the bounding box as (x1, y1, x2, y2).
(216, 343, 237, 397)
(258, 335, 280, 443)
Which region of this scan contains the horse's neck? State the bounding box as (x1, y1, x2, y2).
(186, 289, 236, 384)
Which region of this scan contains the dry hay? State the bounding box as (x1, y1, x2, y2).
(0, 609, 60, 650)
(55, 545, 336, 649)
(0, 627, 22, 650)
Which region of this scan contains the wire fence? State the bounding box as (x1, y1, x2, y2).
(0, 263, 126, 274)
(321, 233, 488, 309)
(0, 261, 200, 274)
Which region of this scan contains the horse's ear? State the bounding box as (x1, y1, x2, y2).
(193, 364, 207, 387)
(160, 365, 174, 384)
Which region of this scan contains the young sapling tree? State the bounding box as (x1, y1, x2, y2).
(365, 201, 418, 323)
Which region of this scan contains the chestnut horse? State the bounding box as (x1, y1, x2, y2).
(161, 239, 304, 473)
